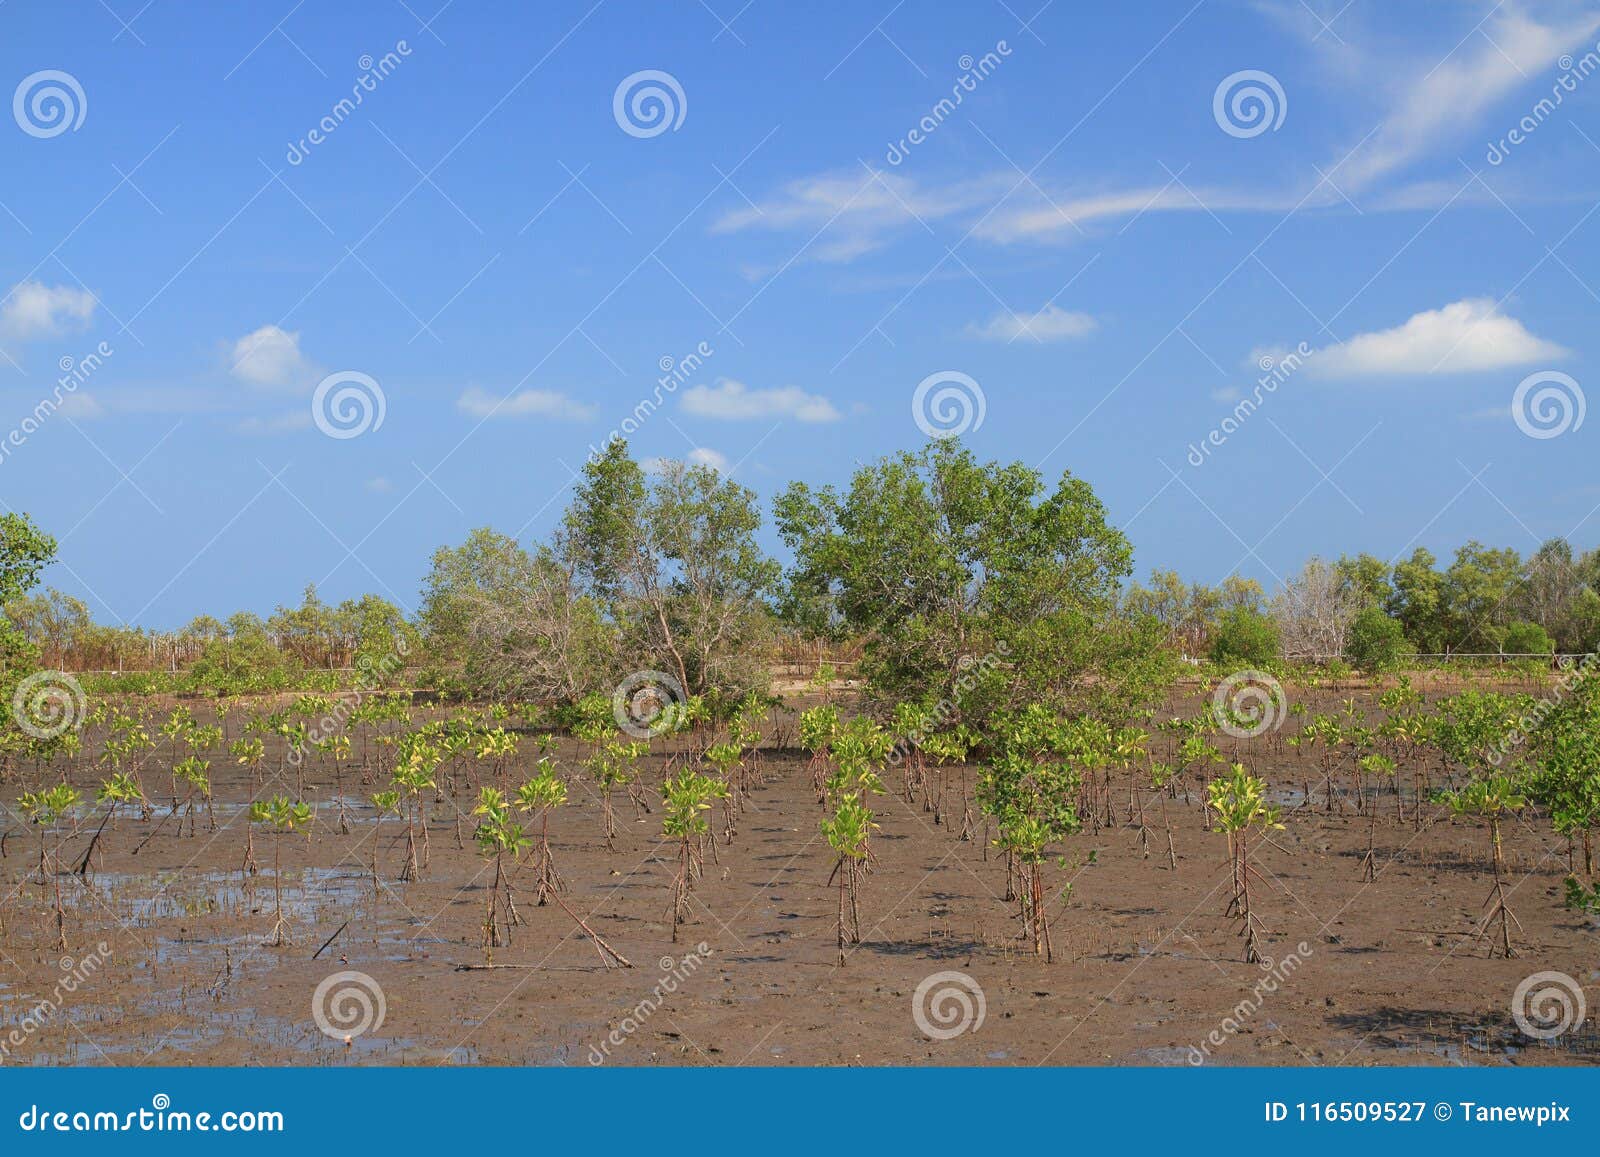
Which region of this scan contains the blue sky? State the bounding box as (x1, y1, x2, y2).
(2, 0, 1599, 628)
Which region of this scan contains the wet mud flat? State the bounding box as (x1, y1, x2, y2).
(2, 688, 1597, 1067)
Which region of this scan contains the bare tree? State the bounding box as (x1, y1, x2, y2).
(1272, 558, 1360, 661)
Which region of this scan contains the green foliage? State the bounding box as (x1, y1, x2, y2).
(370, 789, 402, 817)
(419, 527, 614, 703)
(1523, 675, 1600, 852)
(472, 787, 531, 858)
(775, 439, 1132, 716)
(564, 441, 778, 702)
(820, 794, 877, 861)
(19, 783, 82, 825)
(187, 630, 304, 695)
(978, 706, 1088, 862)
(799, 704, 840, 756)
(97, 771, 144, 807)
(1563, 876, 1600, 914)
(1206, 763, 1282, 836)
(1502, 620, 1555, 656)
(1, 512, 57, 743)
(819, 717, 888, 858)
(1441, 775, 1526, 824)
(248, 794, 313, 833)
(661, 767, 728, 842)
(1344, 605, 1415, 671)
(1435, 690, 1527, 775)
(1208, 606, 1280, 668)
(515, 758, 568, 813)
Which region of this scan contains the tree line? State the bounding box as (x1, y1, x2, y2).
(1127, 538, 1599, 669)
(3, 439, 1596, 722)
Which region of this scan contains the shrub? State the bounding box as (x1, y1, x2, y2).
(1502, 620, 1555, 656)
(1344, 606, 1415, 672)
(1208, 607, 1279, 668)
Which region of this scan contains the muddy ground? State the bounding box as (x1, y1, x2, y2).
(2, 683, 1597, 1067)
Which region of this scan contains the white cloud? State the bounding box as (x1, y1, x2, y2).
(680, 379, 840, 422)
(719, 9, 1600, 249)
(0, 281, 96, 340)
(970, 304, 1097, 342)
(644, 448, 730, 474)
(710, 169, 1007, 261)
(1334, 6, 1600, 192)
(230, 325, 314, 387)
(237, 411, 313, 434)
(687, 447, 729, 471)
(57, 393, 105, 419)
(1295, 299, 1566, 377)
(456, 386, 596, 420)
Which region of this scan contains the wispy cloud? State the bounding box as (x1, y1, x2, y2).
(1332, 4, 1600, 192)
(456, 386, 596, 420)
(969, 303, 1097, 342)
(237, 411, 313, 434)
(57, 393, 106, 419)
(644, 447, 730, 474)
(717, 5, 1600, 252)
(709, 169, 1007, 261)
(680, 379, 841, 422)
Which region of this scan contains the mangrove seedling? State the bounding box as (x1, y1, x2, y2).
(248, 794, 314, 946)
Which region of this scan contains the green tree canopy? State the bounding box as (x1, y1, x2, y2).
(774, 440, 1134, 711)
